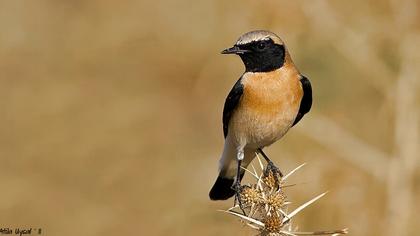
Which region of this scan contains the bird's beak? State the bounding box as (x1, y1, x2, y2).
(221, 46, 250, 55)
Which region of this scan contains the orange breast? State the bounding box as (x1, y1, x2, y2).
(229, 66, 303, 147)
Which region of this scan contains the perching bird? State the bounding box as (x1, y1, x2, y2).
(209, 30, 312, 203)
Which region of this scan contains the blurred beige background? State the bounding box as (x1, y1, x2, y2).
(1, 0, 419, 235)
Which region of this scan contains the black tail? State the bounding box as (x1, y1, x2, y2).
(209, 173, 245, 200)
(209, 177, 235, 200)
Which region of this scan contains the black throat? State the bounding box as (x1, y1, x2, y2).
(239, 44, 285, 72)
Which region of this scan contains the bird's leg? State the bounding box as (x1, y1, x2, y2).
(258, 148, 283, 188)
(233, 150, 246, 215)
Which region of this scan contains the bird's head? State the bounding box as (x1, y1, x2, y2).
(222, 30, 286, 73)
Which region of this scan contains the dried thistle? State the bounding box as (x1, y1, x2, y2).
(222, 154, 348, 236)
(262, 170, 279, 189)
(265, 191, 285, 210)
(241, 185, 264, 206)
(262, 214, 282, 234)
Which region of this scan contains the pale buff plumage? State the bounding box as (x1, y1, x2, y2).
(235, 30, 284, 46)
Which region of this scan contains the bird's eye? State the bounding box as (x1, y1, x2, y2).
(257, 42, 266, 50)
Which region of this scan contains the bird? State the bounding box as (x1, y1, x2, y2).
(209, 30, 312, 205)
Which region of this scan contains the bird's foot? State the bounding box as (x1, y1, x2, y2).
(233, 181, 246, 215)
(263, 161, 283, 189)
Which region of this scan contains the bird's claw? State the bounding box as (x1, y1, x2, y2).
(233, 181, 246, 215)
(264, 161, 283, 189)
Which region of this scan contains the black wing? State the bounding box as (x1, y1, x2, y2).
(292, 75, 312, 126)
(223, 78, 244, 138)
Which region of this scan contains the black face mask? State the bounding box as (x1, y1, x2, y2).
(237, 40, 285, 72)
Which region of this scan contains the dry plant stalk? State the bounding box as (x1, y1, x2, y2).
(221, 155, 348, 236)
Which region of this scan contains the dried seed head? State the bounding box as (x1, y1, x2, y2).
(223, 159, 348, 236)
(263, 171, 280, 189)
(265, 191, 286, 209)
(241, 185, 264, 205)
(262, 214, 282, 233)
